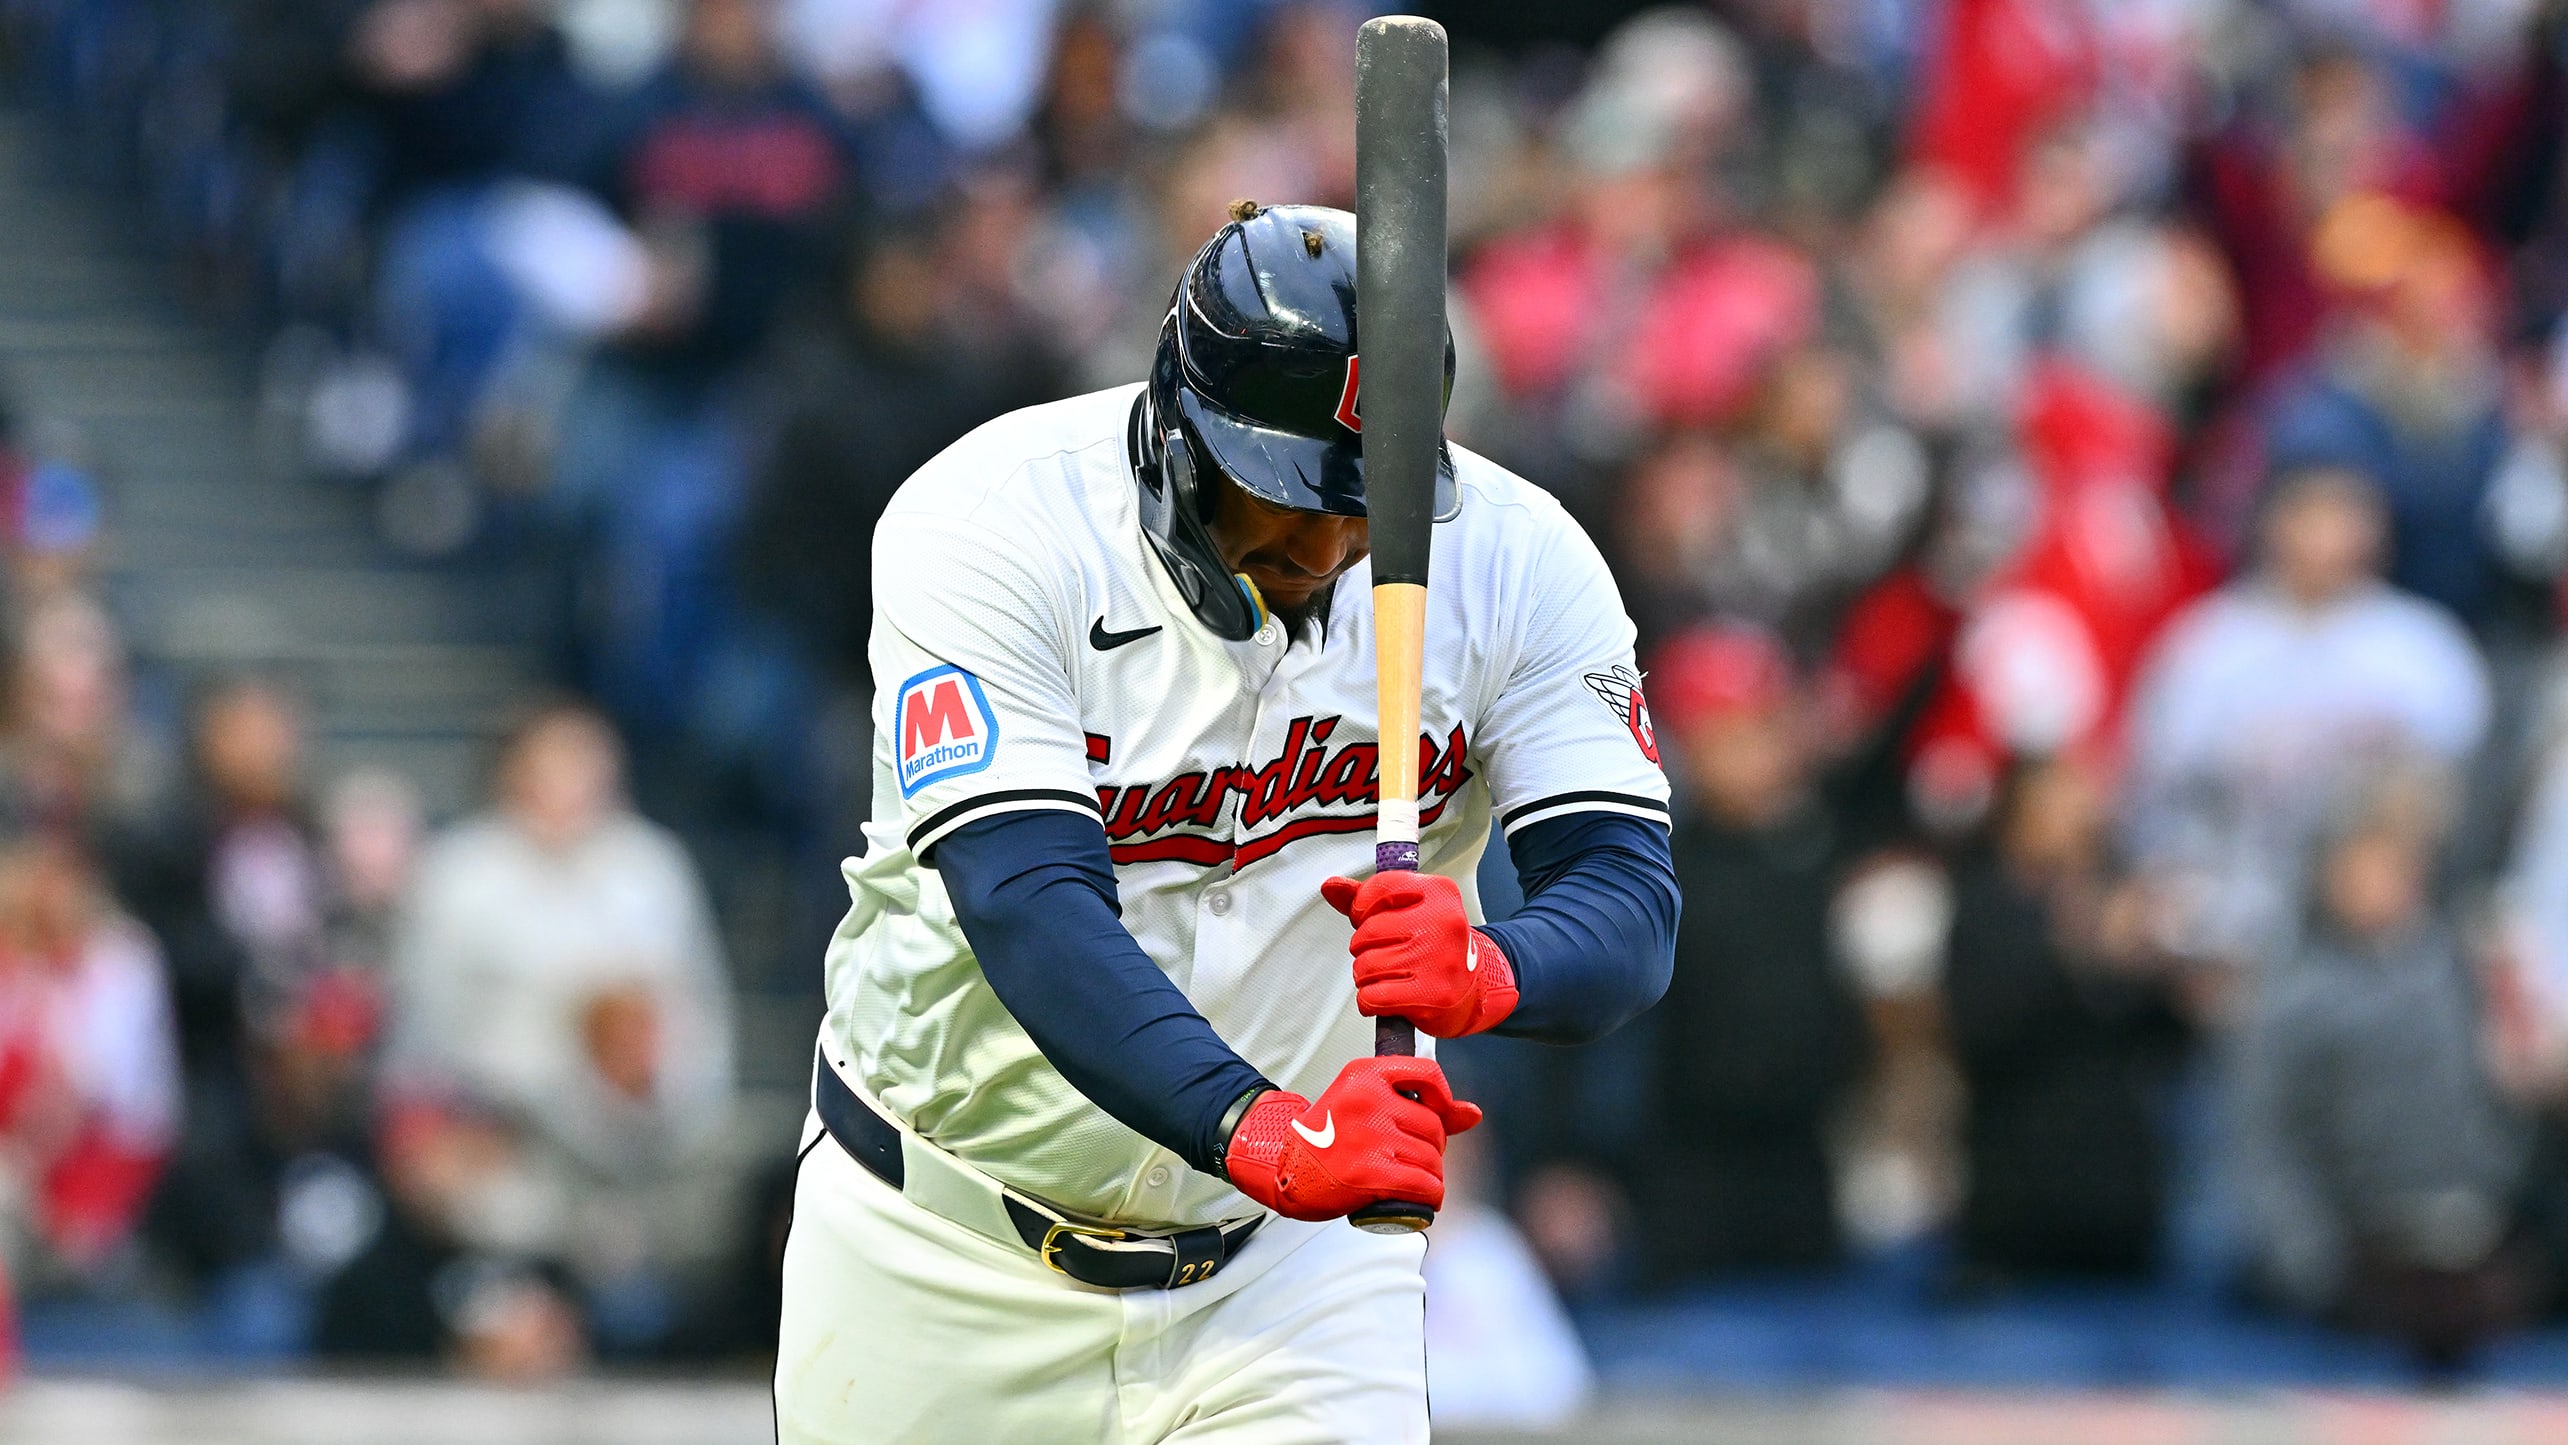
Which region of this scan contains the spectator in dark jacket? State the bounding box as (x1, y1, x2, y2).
(314, 1100, 587, 1378)
(1623, 622, 1868, 1276)
(338, 0, 599, 458)
(343, 0, 592, 214)
(542, 0, 880, 809)
(740, 219, 1066, 686)
(585, 0, 865, 380)
(120, 681, 339, 1285)
(1943, 754, 2186, 1286)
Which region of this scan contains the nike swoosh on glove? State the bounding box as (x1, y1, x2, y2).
(1221, 1056, 1482, 1221)
(1322, 870, 1519, 1038)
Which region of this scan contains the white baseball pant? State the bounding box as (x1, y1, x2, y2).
(773, 1118, 1431, 1443)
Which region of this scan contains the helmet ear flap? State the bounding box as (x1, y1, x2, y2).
(1165, 426, 1222, 528)
(1127, 393, 1253, 640)
(1163, 428, 1208, 523)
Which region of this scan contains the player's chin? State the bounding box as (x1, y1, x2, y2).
(1252, 577, 1327, 611)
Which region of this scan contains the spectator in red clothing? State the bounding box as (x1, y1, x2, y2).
(2190, 48, 2435, 387)
(0, 837, 181, 1282)
(1906, 0, 2095, 221)
(1836, 365, 2216, 833)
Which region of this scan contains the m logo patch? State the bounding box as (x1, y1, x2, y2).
(895, 664, 1000, 796)
(1584, 666, 1659, 764)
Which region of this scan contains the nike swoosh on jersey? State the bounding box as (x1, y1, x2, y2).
(1466, 936, 1478, 973)
(1290, 1113, 1336, 1149)
(1089, 617, 1163, 650)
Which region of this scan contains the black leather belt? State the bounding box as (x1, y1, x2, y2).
(814, 1053, 1264, 1291)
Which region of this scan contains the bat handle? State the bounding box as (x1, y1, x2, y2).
(1351, 839, 1438, 1235)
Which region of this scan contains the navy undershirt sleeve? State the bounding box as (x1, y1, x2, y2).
(930, 810, 1273, 1176)
(932, 806, 1677, 1167)
(1479, 811, 1680, 1043)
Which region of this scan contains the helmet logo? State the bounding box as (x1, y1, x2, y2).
(1334, 356, 1362, 433)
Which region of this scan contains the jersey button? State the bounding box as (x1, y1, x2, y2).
(1206, 891, 1232, 917)
(1254, 620, 1279, 646)
(1146, 1166, 1171, 1188)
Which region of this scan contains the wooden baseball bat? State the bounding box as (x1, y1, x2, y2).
(1349, 13, 1448, 1237)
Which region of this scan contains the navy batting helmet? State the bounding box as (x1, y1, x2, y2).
(1131, 201, 1458, 640)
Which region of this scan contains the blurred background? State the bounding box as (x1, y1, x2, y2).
(5, 0, 2568, 1439)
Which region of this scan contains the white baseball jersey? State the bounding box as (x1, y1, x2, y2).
(818, 382, 1668, 1231)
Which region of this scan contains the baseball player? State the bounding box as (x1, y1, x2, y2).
(775, 202, 1680, 1443)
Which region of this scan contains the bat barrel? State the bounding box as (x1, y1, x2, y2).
(1354, 15, 1448, 592)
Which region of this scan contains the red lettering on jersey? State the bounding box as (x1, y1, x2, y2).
(1334, 356, 1362, 433)
(1192, 768, 1242, 825)
(1241, 717, 1314, 828)
(1136, 773, 1210, 834)
(1101, 783, 1146, 832)
(1314, 744, 1376, 806)
(1095, 714, 1473, 869)
(902, 679, 974, 757)
(1420, 724, 1472, 796)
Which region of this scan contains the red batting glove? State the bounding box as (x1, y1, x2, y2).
(1321, 871, 1519, 1038)
(1221, 1058, 1483, 1221)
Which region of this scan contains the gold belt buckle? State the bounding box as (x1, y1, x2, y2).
(1039, 1218, 1129, 1276)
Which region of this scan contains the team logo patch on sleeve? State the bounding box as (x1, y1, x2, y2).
(894, 664, 1001, 797)
(1584, 665, 1660, 764)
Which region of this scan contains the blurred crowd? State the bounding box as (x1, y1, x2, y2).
(1432, 0, 2568, 1379)
(0, 425, 772, 1376)
(6, 0, 2568, 1394)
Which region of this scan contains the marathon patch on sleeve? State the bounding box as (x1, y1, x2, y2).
(894, 664, 1001, 797)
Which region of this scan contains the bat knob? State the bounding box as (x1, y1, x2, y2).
(1350, 1015, 1437, 1231)
(1350, 1198, 1437, 1235)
